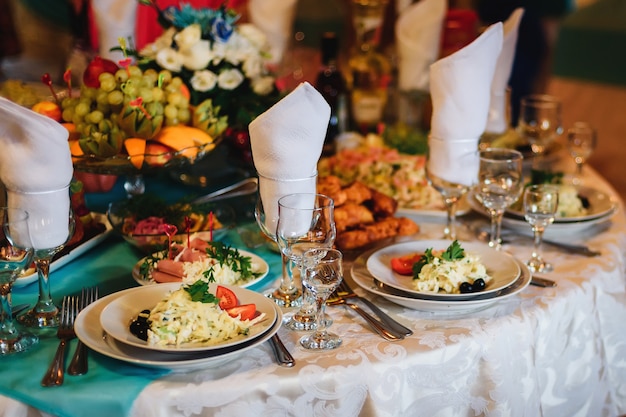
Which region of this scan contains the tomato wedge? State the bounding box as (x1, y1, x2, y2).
(390, 253, 423, 275)
(225, 304, 257, 321)
(216, 285, 238, 309)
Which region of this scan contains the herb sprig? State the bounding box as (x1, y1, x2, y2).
(412, 240, 465, 278)
(202, 241, 260, 282)
(183, 280, 219, 304)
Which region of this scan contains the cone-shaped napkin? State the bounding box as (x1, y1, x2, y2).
(485, 8, 524, 134)
(91, 0, 138, 61)
(428, 22, 503, 187)
(249, 81, 330, 233)
(0, 97, 73, 249)
(248, 0, 298, 66)
(395, 0, 447, 92)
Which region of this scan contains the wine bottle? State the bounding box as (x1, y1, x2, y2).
(315, 32, 347, 156)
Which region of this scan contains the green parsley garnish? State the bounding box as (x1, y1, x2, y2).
(412, 240, 465, 278)
(202, 241, 261, 283)
(183, 280, 219, 304)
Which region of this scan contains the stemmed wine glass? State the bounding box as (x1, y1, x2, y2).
(255, 173, 317, 307)
(16, 187, 75, 328)
(475, 148, 524, 250)
(566, 121, 597, 185)
(276, 193, 336, 331)
(523, 184, 559, 272)
(517, 94, 563, 170)
(299, 248, 343, 350)
(0, 208, 38, 354)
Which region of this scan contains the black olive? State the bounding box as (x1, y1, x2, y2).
(129, 310, 152, 341)
(473, 278, 486, 291)
(460, 282, 473, 293)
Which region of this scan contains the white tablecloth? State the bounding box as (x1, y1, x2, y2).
(2, 167, 625, 417)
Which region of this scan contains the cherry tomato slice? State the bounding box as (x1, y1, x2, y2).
(390, 253, 423, 275)
(216, 285, 238, 309)
(225, 304, 257, 321)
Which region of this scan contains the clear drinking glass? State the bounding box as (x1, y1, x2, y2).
(276, 193, 336, 331)
(517, 94, 563, 169)
(475, 148, 524, 250)
(299, 248, 343, 350)
(254, 173, 317, 307)
(523, 184, 559, 272)
(0, 208, 38, 354)
(566, 121, 597, 184)
(15, 186, 75, 328)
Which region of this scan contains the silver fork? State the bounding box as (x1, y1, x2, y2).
(68, 287, 98, 376)
(41, 295, 78, 387)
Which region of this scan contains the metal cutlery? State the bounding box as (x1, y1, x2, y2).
(68, 287, 99, 376)
(327, 297, 404, 341)
(191, 177, 258, 205)
(42, 296, 78, 387)
(530, 276, 557, 288)
(335, 280, 413, 337)
(268, 334, 295, 367)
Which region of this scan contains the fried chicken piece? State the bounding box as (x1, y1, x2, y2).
(334, 203, 375, 232)
(343, 181, 372, 205)
(317, 175, 347, 206)
(335, 217, 420, 250)
(368, 189, 398, 217)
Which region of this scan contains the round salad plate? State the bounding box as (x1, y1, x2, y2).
(99, 283, 277, 353)
(352, 250, 531, 313)
(505, 185, 617, 223)
(75, 288, 282, 371)
(365, 240, 521, 300)
(131, 248, 269, 288)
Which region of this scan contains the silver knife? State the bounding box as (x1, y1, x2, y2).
(268, 334, 295, 367)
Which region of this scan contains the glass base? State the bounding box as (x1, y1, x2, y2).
(284, 311, 332, 331)
(0, 331, 38, 354)
(527, 258, 553, 273)
(16, 307, 59, 328)
(300, 331, 342, 350)
(264, 287, 302, 308)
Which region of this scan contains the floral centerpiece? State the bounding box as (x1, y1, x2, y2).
(135, 1, 281, 133)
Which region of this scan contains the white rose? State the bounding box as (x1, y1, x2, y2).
(174, 24, 202, 52)
(237, 24, 268, 50)
(217, 69, 244, 90)
(242, 55, 263, 79)
(190, 70, 218, 92)
(139, 27, 177, 58)
(181, 40, 212, 71)
(155, 48, 183, 72)
(251, 76, 275, 95)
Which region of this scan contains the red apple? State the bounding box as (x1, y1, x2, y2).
(83, 56, 119, 88)
(32, 101, 62, 121)
(144, 142, 174, 167)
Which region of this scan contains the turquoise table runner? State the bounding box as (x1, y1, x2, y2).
(3, 224, 281, 417)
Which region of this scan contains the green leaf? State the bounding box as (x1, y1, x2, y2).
(183, 280, 219, 304)
(441, 240, 465, 261)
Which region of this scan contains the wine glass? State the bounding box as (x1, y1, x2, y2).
(517, 94, 563, 170)
(426, 165, 470, 240)
(15, 187, 75, 328)
(299, 248, 343, 350)
(276, 193, 336, 331)
(523, 184, 559, 272)
(566, 121, 597, 185)
(475, 148, 524, 250)
(254, 173, 318, 307)
(0, 208, 38, 354)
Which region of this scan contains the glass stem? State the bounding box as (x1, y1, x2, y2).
(489, 210, 504, 249)
(532, 227, 544, 261)
(314, 295, 327, 337)
(443, 198, 458, 239)
(34, 257, 56, 314)
(278, 254, 298, 295)
(0, 285, 18, 337)
(576, 162, 584, 177)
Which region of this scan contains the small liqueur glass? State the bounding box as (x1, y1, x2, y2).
(299, 248, 343, 350)
(523, 184, 559, 272)
(566, 122, 597, 185)
(517, 94, 563, 170)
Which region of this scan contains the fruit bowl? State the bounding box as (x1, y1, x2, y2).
(107, 195, 236, 254)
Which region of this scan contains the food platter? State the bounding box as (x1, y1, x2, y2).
(351, 247, 531, 313)
(99, 283, 277, 353)
(15, 213, 113, 288)
(131, 248, 269, 287)
(365, 240, 521, 300)
(75, 287, 282, 371)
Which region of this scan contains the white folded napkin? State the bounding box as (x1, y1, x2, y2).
(248, 0, 298, 66)
(91, 0, 138, 61)
(249, 81, 330, 232)
(428, 22, 503, 187)
(395, 0, 447, 92)
(485, 8, 524, 134)
(0, 98, 73, 249)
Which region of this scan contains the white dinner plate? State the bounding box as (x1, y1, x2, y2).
(366, 240, 520, 300)
(352, 250, 531, 313)
(131, 248, 269, 288)
(75, 288, 282, 371)
(15, 213, 113, 288)
(505, 185, 617, 223)
(100, 283, 277, 353)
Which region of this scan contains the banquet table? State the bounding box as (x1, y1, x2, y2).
(1, 162, 625, 417)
